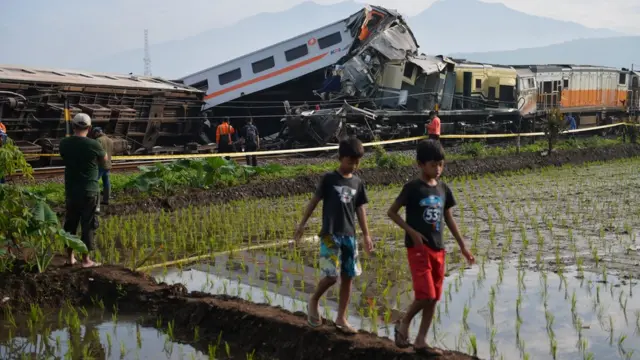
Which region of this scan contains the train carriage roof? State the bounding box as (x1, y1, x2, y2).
(0, 64, 202, 93)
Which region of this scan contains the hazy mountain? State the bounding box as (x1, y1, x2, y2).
(81, 1, 363, 78)
(413, 0, 621, 55)
(80, 0, 625, 78)
(451, 36, 640, 69)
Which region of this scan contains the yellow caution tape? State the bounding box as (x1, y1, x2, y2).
(35, 122, 633, 161)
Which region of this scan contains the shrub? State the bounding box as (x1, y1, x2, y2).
(542, 108, 567, 153)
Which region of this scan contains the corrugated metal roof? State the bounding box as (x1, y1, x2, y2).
(0, 64, 203, 93)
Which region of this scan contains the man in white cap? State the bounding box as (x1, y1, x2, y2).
(58, 113, 107, 268)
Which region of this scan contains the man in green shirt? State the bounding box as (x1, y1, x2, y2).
(59, 113, 107, 268)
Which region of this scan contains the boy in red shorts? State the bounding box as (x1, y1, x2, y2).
(387, 139, 475, 355)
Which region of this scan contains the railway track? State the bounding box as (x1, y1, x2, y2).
(22, 153, 307, 180)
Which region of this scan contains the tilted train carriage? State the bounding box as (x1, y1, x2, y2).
(0, 65, 208, 162)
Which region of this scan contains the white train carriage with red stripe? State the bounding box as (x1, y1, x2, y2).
(178, 6, 405, 111)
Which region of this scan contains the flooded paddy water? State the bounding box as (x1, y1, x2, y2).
(0, 303, 267, 360)
(158, 250, 640, 360)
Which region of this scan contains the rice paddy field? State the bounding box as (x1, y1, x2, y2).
(2, 156, 640, 359)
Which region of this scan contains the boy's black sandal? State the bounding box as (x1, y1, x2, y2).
(394, 321, 411, 348)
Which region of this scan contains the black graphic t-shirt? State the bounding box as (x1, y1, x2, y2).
(315, 171, 368, 237)
(395, 179, 456, 250)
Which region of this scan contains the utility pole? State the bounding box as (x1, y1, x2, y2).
(144, 29, 152, 76)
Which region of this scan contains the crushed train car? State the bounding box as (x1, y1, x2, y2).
(0, 65, 209, 162)
(179, 5, 463, 148)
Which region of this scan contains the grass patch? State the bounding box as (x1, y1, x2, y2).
(23, 136, 624, 206)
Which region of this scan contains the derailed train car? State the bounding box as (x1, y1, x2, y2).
(0, 65, 207, 161)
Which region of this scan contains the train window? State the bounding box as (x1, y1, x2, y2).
(619, 73, 626, 85)
(285, 44, 309, 62)
(252, 56, 275, 74)
(318, 32, 342, 49)
(403, 62, 416, 78)
(191, 79, 209, 91)
(475, 79, 481, 88)
(528, 78, 535, 88)
(563, 79, 569, 88)
(218, 68, 242, 85)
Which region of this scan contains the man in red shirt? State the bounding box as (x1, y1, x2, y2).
(425, 111, 441, 141)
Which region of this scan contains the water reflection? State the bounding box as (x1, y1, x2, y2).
(0, 310, 208, 360)
(159, 257, 640, 360)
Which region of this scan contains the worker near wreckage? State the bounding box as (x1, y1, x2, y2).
(426, 111, 441, 141)
(216, 117, 237, 157)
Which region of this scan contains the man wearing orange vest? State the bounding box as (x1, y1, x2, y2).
(426, 110, 441, 141)
(216, 117, 236, 156)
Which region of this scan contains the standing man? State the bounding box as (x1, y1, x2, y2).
(93, 127, 114, 208)
(241, 118, 260, 166)
(59, 113, 106, 268)
(426, 111, 441, 141)
(565, 113, 577, 131)
(216, 117, 236, 159)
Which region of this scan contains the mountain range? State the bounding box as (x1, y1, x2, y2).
(57, 0, 640, 76)
(453, 36, 639, 69)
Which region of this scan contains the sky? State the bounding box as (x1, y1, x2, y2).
(0, 0, 638, 68)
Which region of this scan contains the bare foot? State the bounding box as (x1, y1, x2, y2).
(65, 257, 77, 266)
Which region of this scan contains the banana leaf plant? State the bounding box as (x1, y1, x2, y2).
(0, 185, 87, 273)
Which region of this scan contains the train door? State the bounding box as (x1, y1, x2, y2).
(440, 71, 456, 110)
(463, 72, 472, 109)
(542, 81, 552, 109)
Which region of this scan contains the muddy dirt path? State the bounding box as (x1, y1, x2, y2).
(96, 144, 640, 218)
(0, 257, 478, 360)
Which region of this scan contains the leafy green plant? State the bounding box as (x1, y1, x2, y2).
(0, 138, 33, 181)
(371, 142, 405, 169)
(460, 141, 487, 158)
(0, 186, 87, 273)
(125, 157, 284, 194)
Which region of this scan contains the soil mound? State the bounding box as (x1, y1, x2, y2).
(0, 257, 479, 360)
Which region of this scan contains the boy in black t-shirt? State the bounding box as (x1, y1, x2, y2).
(387, 140, 475, 355)
(294, 137, 374, 335)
